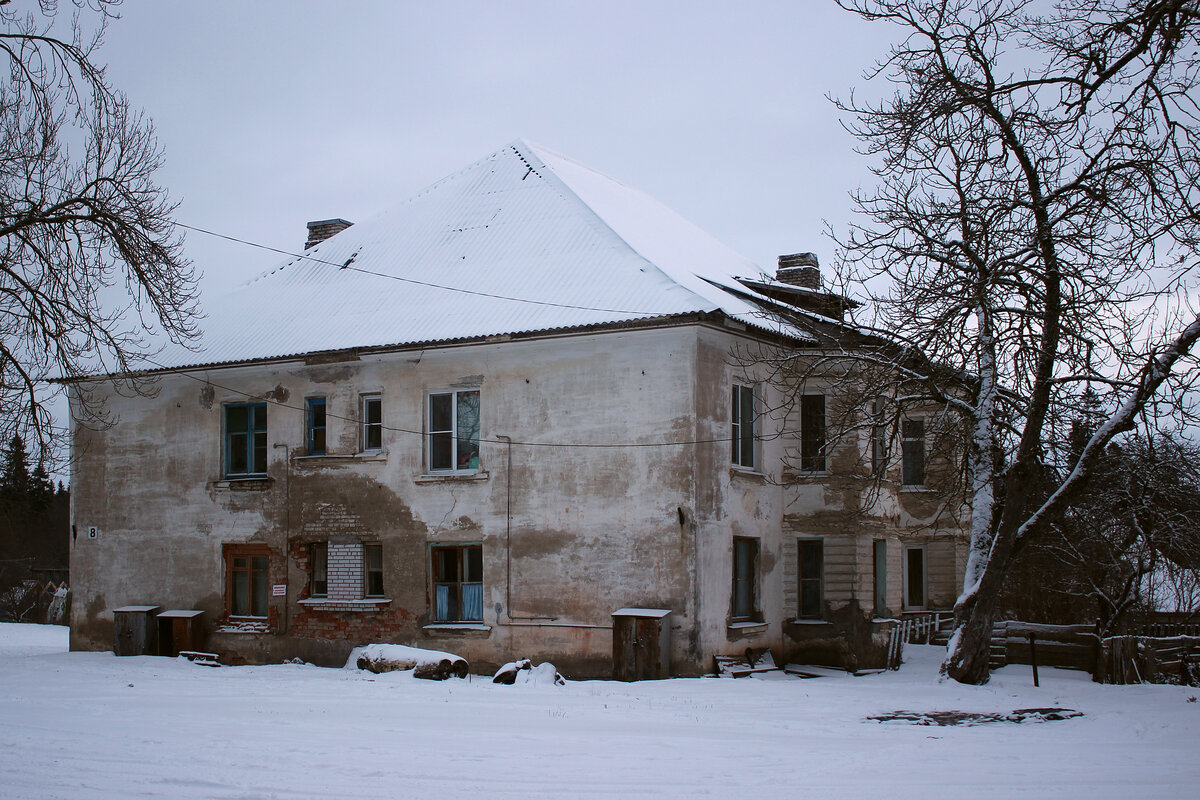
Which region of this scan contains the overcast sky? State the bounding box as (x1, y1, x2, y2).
(98, 1, 899, 296)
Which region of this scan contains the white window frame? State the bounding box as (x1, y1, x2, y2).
(731, 383, 758, 470)
(903, 544, 927, 610)
(361, 394, 383, 453)
(426, 389, 481, 473)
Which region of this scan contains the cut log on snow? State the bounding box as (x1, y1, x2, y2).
(350, 643, 469, 680)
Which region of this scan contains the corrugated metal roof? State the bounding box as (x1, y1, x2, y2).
(153, 140, 787, 371)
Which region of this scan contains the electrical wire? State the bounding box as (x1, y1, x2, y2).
(137, 352, 778, 451)
(175, 221, 680, 317)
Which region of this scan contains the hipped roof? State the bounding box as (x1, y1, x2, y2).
(154, 140, 792, 371)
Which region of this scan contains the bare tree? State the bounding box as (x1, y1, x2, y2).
(785, 0, 1200, 683)
(999, 426, 1200, 633)
(0, 1, 198, 464)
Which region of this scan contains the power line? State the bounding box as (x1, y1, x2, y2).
(142, 354, 774, 451)
(176, 221, 676, 317)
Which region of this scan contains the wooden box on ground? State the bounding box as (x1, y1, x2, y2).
(156, 609, 205, 657)
(113, 605, 162, 656)
(612, 608, 672, 681)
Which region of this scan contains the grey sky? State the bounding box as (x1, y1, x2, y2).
(99, 1, 898, 295)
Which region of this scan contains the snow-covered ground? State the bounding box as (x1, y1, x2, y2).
(1, 624, 1196, 799)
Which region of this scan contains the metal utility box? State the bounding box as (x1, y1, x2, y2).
(612, 607, 672, 681)
(112, 605, 162, 656)
(156, 609, 205, 657)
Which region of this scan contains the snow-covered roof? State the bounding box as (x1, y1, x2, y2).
(154, 140, 783, 371)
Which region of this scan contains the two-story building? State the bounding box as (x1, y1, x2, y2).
(67, 140, 965, 676)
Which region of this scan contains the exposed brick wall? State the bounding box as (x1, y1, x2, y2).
(288, 538, 416, 644)
(327, 539, 363, 600)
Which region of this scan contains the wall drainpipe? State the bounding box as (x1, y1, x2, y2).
(273, 443, 291, 635)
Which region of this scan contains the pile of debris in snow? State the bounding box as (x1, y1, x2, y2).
(349, 643, 469, 680)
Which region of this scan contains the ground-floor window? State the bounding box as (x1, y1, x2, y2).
(731, 537, 759, 621)
(872, 539, 888, 617)
(364, 543, 385, 597)
(904, 545, 926, 609)
(432, 544, 483, 622)
(225, 544, 270, 618)
(797, 539, 823, 618)
(308, 542, 328, 597)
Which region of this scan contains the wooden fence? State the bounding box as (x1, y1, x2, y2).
(883, 616, 1200, 684)
(990, 621, 1099, 672)
(1095, 635, 1200, 685)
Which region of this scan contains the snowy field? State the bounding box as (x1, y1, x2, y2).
(1, 624, 1197, 799)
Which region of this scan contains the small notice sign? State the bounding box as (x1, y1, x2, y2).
(272, 584, 287, 596)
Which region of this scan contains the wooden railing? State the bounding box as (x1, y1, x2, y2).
(884, 611, 955, 669)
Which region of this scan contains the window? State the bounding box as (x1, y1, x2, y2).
(306, 397, 326, 455)
(361, 395, 382, 452)
(431, 544, 483, 622)
(225, 544, 270, 618)
(901, 419, 926, 486)
(800, 394, 826, 471)
(225, 402, 267, 477)
(308, 542, 327, 597)
(870, 399, 887, 477)
(364, 543, 384, 597)
(731, 384, 756, 469)
(904, 545, 926, 609)
(873, 539, 888, 617)
(798, 540, 823, 618)
(428, 390, 480, 472)
(731, 537, 759, 621)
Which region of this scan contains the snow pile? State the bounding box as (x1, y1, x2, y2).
(492, 658, 565, 686)
(349, 643, 468, 680)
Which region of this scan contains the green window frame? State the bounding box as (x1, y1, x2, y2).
(306, 397, 326, 455)
(225, 402, 267, 477)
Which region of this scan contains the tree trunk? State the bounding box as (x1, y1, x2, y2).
(944, 571, 1001, 684)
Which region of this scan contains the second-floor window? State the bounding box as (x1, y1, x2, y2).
(800, 394, 826, 471)
(361, 395, 382, 452)
(731, 384, 756, 469)
(901, 419, 926, 486)
(225, 402, 267, 477)
(306, 397, 326, 455)
(428, 390, 480, 471)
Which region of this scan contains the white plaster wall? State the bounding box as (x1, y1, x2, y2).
(70, 322, 777, 675)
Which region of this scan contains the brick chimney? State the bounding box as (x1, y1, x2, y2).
(776, 252, 821, 290)
(304, 218, 353, 250)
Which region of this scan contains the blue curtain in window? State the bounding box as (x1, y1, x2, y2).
(435, 585, 450, 622)
(462, 583, 482, 621)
